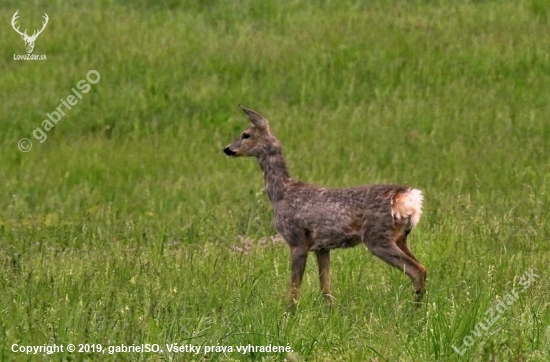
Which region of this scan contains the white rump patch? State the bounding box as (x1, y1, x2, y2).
(391, 189, 423, 228)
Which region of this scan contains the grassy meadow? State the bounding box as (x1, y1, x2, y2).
(1, 0, 550, 360)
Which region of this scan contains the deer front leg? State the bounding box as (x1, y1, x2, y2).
(315, 249, 334, 305)
(289, 246, 308, 305)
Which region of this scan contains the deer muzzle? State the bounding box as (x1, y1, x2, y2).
(223, 146, 237, 157)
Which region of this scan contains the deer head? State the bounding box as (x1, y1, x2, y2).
(223, 106, 277, 158)
(11, 11, 49, 54)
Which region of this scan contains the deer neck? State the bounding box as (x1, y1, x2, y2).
(257, 142, 290, 202)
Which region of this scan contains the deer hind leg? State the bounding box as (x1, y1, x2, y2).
(315, 249, 334, 305)
(395, 229, 426, 301)
(363, 220, 426, 302)
(396, 229, 419, 262)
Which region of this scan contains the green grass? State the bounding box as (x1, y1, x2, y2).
(1, 0, 550, 360)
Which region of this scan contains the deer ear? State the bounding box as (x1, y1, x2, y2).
(239, 105, 268, 130)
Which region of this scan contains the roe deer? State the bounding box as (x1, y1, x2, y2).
(223, 106, 426, 305)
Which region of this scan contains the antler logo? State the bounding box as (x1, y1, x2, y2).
(11, 10, 49, 54)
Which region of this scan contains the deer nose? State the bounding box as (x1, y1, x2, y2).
(223, 147, 236, 156)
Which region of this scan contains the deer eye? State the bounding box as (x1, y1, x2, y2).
(242, 133, 251, 139)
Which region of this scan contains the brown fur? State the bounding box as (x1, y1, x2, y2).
(224, 106, 427, 305)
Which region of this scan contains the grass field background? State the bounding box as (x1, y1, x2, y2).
(1, 0, 550, 360)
